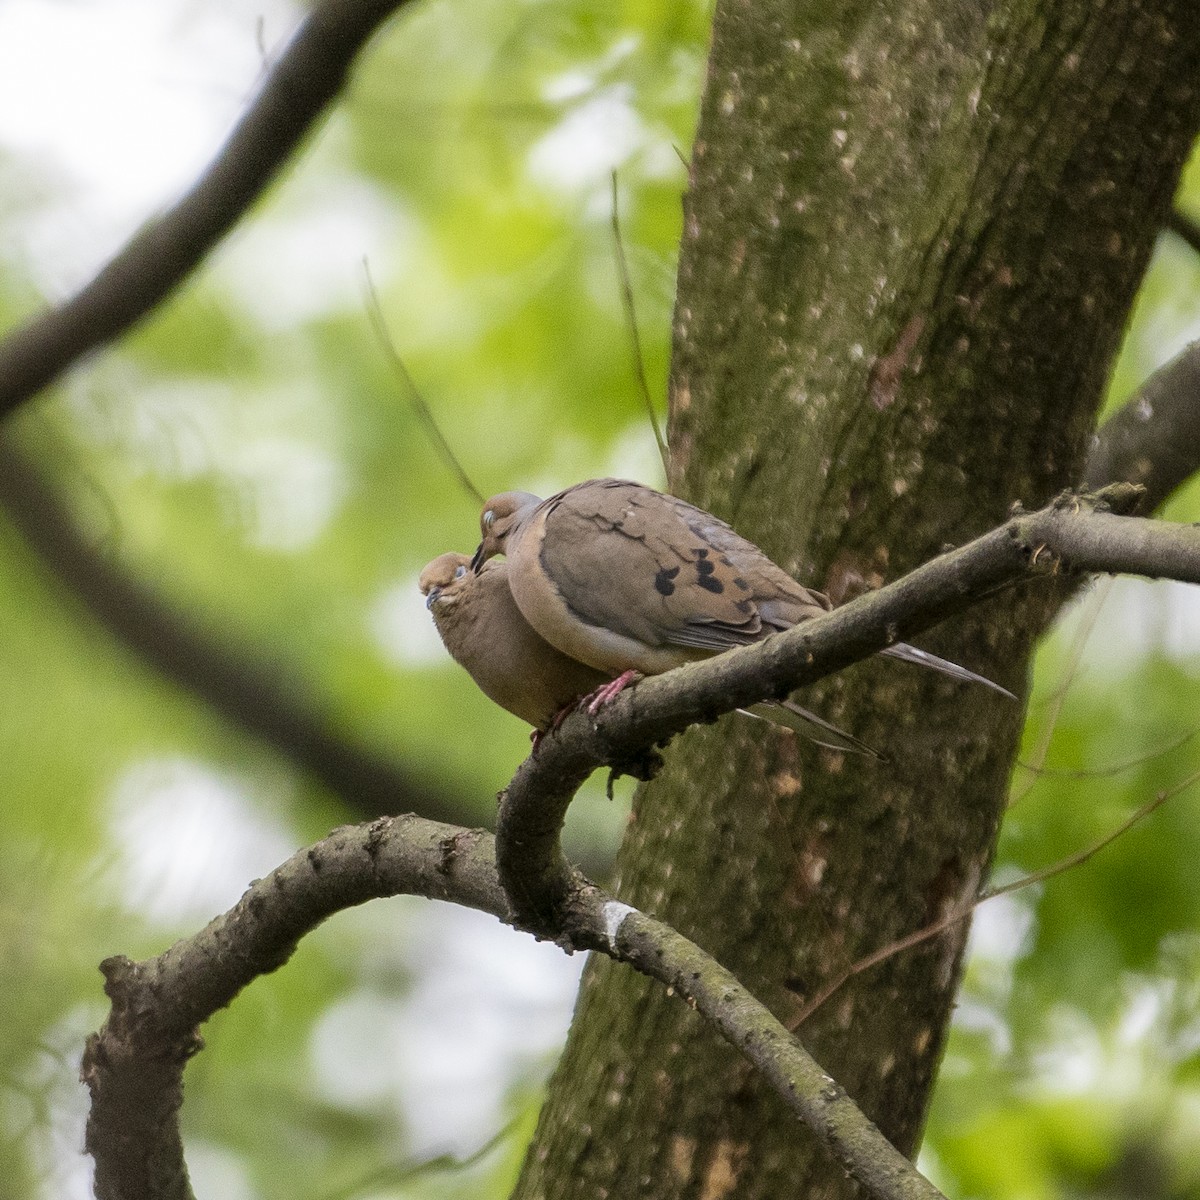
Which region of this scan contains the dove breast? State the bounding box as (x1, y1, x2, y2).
(419, 553, 608, 730)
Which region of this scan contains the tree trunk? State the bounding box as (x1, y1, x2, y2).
(513, 2, 1200, 1196)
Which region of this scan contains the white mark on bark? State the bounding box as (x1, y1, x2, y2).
(603, 900, 637, 945)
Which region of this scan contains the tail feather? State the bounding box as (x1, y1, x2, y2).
(740, 701, 884, 759)
(881, 642, 1015, 699)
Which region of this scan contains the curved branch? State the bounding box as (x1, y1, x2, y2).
(1084, 340, 1200, 511)
(587, 900, 947, 1200)
(497, 483, 1200, 929)
(83, 817, 947, 1200)
(83, 816, 503, 1200)
(0, 436, 474, 827)
(0, 0, 409, 419)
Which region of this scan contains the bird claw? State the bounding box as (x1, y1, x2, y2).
(585, 670, 642, 715)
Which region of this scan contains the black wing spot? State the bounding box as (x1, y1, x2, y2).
(733, 576, 750, 591)
(734, 598, 755, 614)
(694, 556, 724, 592)
(655, 565, 681, 596)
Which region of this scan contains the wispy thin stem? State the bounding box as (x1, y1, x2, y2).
(362, 262, 485, 507)
(610, 172, 668, 475)
(790, 768, 1198, 1027)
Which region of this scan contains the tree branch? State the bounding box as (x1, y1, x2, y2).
(496, 484, 1200, 930)
(1084, 340, 1200, 511)
(83, 817, 947, 1200)
(0, 435, 474, 827)
(83, 816, 503, 1200)
(0, 0, 410, 420)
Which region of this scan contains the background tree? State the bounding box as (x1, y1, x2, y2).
(1, 2, 1199, 1199)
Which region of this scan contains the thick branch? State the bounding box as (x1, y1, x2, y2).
(0, 436, 472, 826)
(84, 817, 946, 1200)
(1084, 340, 1200, 510)
(577, 900, 947, 1200)
(83, 816, 502, 1200)
(0, 0, 409, 419)
(497, 485, 1200, 929)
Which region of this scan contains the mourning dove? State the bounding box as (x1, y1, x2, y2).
(419, 553, 611, 731)
(421, 551, 880, 755)
(469, 478, 1012, 706)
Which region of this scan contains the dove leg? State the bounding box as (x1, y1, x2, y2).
(530, 695, 585, 753)
(584, 670, 642, 715)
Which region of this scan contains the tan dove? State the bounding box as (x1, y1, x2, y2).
(421, 551, 880, 755)
(419, 553, 610, 731)
(469, 478, 1013, 710)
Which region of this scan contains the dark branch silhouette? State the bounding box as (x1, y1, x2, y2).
(0, 436, 475, 827)
(0, 0, 411, 420)
(1165, 207, 1200, 258)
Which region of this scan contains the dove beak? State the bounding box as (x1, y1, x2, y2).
(469, 542, 487, 572)
(424, 587, 441, 609)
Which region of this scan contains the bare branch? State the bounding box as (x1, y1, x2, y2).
(84, 817, 947, 1200)
(0, 0, 410, 419)
(0, 435, 475, 827)
(586, 901, 948, 1200)
(83, 816, 504, 1200)
(1085, 340, 1200, 511)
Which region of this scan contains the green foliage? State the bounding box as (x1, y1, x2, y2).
(1, 2, 1199, 1198)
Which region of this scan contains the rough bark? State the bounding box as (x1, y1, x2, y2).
(513, 2, 1200, 1197)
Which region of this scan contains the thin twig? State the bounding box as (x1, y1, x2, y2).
(790, 769, 1199, 1027)
(610, 171, 668, 474)
(1016, 724, 1200, 780)
(1010, 576, 1112, 805)
(362, 261, 485, 506)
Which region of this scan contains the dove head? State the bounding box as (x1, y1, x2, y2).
(471, 492, 542, 570)
(418, 552, 472, 609)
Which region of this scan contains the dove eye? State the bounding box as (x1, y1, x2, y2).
(453, 564, 468, 580)
(483, 510, 495, 530)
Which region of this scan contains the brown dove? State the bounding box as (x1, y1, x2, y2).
(469, 478, 1013, 706)
(419, 553, 610, 731)
(421, 551, 880, 755)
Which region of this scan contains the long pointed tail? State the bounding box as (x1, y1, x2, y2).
(881, 642, 1015, 699)
(740, 701, 884, 759)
